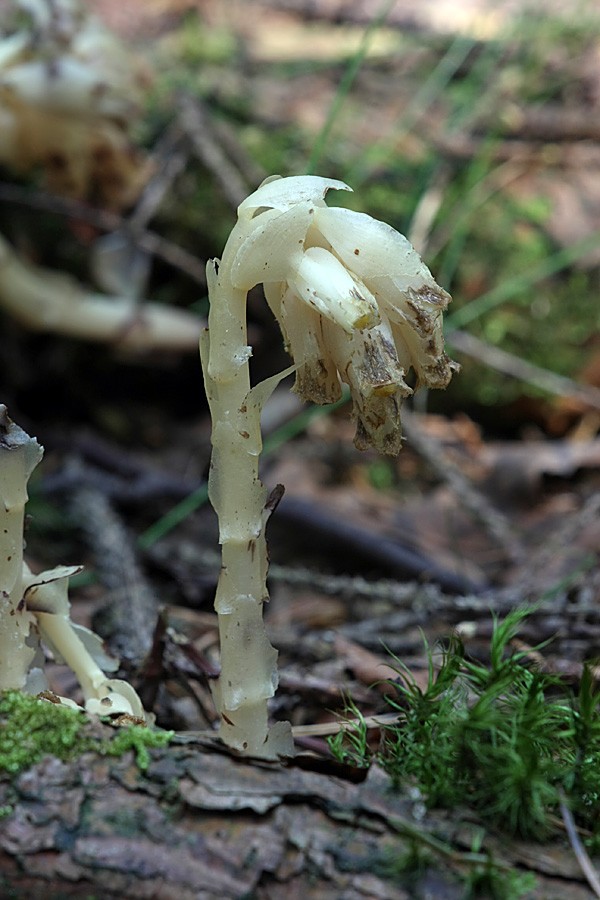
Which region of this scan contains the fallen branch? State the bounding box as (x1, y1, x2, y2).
(0, 181, 207, 286)
(449, 329, 600, 411)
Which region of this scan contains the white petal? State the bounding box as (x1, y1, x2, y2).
(370, 278, 456, 390)
(238, 175, 351, 219)
(85, 678, 145, 718)
(230, 203, 313, 290)
(71, 623, 120, 673)
(314, 207, 432, 287)
(265, 283, 342, 405)
(289, 247, 380, 333)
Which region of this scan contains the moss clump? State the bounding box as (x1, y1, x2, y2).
(329, 608, 600, 842)
(0, 691, 173, 775)
(104, 723, 172, 771)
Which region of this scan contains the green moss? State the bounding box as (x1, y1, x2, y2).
(101, 722, 173, 770)
(0, 691, 88, 774)
(329, 607, 600, 843)
(0, 691, 173, 775)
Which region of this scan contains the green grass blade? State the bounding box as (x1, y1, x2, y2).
(445, 226, 600, 332)
(138, 483, 209, 550)
(347, 34, 477, 187)
(305, 0, 396, 176)
(138, 388, 350, 549)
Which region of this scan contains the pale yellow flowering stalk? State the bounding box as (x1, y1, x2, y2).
(0, 405, 44, 692)
(201, 175, 458, 759)
(0, 406, 145, 719)
(0, 235, 203, 352)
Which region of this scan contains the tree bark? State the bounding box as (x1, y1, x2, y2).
(0, 734, 594, 899)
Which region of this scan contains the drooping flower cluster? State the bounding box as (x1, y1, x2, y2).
(229, 175, 459, 454)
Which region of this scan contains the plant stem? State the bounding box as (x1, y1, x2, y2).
(0, 408, 43, 690)
(200, 225, 294, 759)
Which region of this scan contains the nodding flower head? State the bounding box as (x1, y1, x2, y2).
(229, 175, 459, 455)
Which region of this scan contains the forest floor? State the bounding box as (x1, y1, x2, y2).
(2, 0, 600, 897)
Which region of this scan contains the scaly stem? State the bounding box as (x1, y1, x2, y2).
(0, 407, 43, 690)
(201, 223, 294, 759)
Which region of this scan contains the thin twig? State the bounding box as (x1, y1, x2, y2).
(0, 181, 207, 286)
(292, 712, 399, 738)
(559, 789, 600, 898)
(67, 465, 160, 665)
(211, 117, 266, 187)
(179, 95, 250, 209)
(449, 329, 600, 411)
(129, 150, 188, 234)
(91, 124, 191, 299)
(429, 130, 600, 166)
(401, 407, 524, 565)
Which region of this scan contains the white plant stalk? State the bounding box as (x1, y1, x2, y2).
(0, 406, 43, 690)
(202, 175, 458, 759)
(200, 264, 296, 760)
(23, 564, 146, 719)
(0, 235, 203, 352)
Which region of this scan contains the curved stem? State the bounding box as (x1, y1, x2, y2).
(201, 225, 294, 759)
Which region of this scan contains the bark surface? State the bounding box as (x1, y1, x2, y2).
(0, 734, 593, 900)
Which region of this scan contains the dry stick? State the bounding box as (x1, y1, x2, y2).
(127, 124, 189, 233)
(179, 95, 250, 209)
(407, 163, 453, 255)
(499, 105, 600, 143)
(45, 450, 600, 619)
(521, 491, 600, 596)
(0, 181, 207, 286)
(292, 712, 400, 739)
(278, 494, 484, 594)
(92, 126, 190, 298)
(41, 432, 483, 595)
(400, 407, 524, 565)
(559, 790, 600, 899)
(68, 473, 159, 665)
(428, 130, 600, 166)
(449, 329, 600, 412)
(211, 117, 267, 187)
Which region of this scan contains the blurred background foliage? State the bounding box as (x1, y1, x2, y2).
(2, 0, 600, 439)
(132, 0, 600, 431)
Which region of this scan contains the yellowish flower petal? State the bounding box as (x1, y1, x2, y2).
(321, 316, 413, 455)
(289, 247, 380, 333)
(264, 282, 342, 406)
(314, 206, 431, 286)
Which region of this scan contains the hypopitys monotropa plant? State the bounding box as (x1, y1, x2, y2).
(0, 405, 145, 720)
(201, 175, 459, 759)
